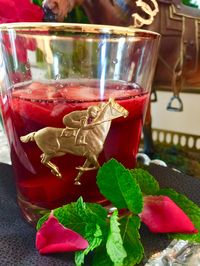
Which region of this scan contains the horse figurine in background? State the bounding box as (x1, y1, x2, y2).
(20, 98, 128, 185)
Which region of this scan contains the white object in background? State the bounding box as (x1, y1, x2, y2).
(136, 153, 167, 167)
(0, 125, 11, 164)
(150, 159, 167, 167)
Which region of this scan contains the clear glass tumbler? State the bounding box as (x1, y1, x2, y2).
(0, 23, 160, 224)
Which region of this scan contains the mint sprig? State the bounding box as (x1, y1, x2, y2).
(92, 245, 113, 266)
(130, 168, 160, 195)
(120, 215, 144, 266)
(106, 210, 127, 265)
(97, 159, 143, 214)
(75, 223, 102, 266)
(36, 159, 200, 266)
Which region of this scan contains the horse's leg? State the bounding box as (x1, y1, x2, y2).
(40, 153, 62, 178)
(74, 159, 91, 186)
(76, 153, 100, 172)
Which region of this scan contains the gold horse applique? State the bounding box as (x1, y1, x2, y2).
(20, 98, 128, 185)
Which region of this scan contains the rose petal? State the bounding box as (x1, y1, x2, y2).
(140, 195, 198, 234)
(0, 1, 43, 66)
(0, 0, 44, 24)
(36, 212, 89, 254)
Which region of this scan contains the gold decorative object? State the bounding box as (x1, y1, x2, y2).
(20, 98, 129, 185)
(132, 0, 159, 27)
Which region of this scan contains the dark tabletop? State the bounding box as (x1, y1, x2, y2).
(0, 163, 200, 266)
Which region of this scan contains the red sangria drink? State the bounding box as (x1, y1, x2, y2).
(0, 23, 160, 223)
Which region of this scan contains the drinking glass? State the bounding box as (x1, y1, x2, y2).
(0, 23, 160, 224)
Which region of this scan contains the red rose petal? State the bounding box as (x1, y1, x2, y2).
(0, 0, 44, 24)
(0, 0, 43, 66)
(140, 195, 198, 234)
(36, 212, 89, 254)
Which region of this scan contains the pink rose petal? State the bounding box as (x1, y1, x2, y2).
(36, 212, 89, 254)
(140, 195, 198, 234)
(0, 0, 44, 23)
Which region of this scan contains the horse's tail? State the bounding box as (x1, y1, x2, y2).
(20, 132, 36, 143)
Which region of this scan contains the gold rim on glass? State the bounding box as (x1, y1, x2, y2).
(0, 22, 160, 38)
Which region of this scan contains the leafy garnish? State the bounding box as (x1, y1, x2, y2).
(75, 223, 102, 266)
(106, 210, 127, 266)
(120, 215, 144, 266)
(157, 188, 200, 242)
(92, 245, 113, 266)
(130, 168, 160, 195)
(36, 159, 200, 266)
(97, 159, 143, 214)
(86, 202, 108, 221)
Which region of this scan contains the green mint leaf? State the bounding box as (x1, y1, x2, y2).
(130, 168, 160, 195)
(97, 159, 143, 213)
(120, 215, 144, 266)
(157, 188, 200, 242)
(37, 197, 108, 265)
(106, 210, 127, 266)
(33, 0, 43, 6)
(36, 212, 50, 230)
(92, 245, 113, 266)
(75, 223, 102, 266)
(86, 202, 108, 223)
(97, 159, 127, 209)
